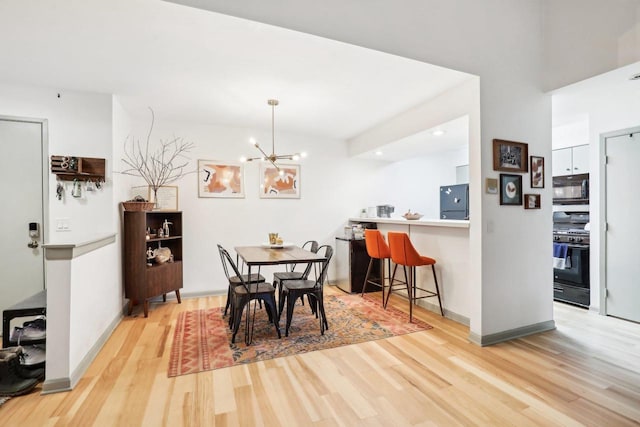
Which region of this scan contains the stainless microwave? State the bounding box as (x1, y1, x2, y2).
(552, 173, 589, 205)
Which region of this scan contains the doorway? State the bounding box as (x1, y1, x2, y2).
(0, 116, 47, 330)
(602, 126, 640, 323)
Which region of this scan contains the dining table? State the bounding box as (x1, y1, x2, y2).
(234, 244, 327, 345)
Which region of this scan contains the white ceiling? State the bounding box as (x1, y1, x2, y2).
(0, 0, 473, 143)
(356, 115, 470, 162)
(552, 60, 640, 127)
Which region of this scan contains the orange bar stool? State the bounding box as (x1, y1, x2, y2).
(387, 232, 444, 322)
(361, 229, 392, 305)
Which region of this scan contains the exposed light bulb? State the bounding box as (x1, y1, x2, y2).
(249, 137, 257, 146)
(300, 152, 308, 158)
(375, 151, 383, 156)
(278, 169, 285, 176)
(292, 154, 300, 161)
(239, 156, 247, 163)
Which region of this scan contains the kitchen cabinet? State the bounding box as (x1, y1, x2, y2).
(123, 211, 183, 317)
(552, 145, 589, 176)
(334, 237, 379, 294)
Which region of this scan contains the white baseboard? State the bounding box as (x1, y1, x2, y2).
(468, 320, 556, 347)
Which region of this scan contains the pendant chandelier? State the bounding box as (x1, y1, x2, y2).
(241, 99, 304, 173)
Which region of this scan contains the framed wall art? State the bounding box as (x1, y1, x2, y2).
(524, 193, 541, 209)
(493, 139, 529, 172)
(499, 173, 523, 206)
(198, 160, 244, 198)
(260, 164, 300, 199)
(530, 155, 544, 188)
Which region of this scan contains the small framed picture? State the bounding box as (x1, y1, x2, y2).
(499, 173, 523, 206)
(493, 139, 529, 172)
(486, 178, 498, 194)
(530, 156, 544, 188)
(130, 185, 178, 210)
(198, 160, 245, 198)
(524, 194, 541, 209)
(260, 163, 300, 199)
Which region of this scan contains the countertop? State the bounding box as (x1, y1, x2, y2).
(349, 217, 470, 228)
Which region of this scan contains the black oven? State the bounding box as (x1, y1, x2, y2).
(553, 211, 590, 307)
(553, 244, 590, 306)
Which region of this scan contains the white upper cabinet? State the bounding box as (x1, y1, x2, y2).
(571, 144, 589, 174)
(552, 144, 589, 176)
(552, 147, 573, 176)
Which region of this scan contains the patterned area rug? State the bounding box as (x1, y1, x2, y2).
(168, 293, 432, 377)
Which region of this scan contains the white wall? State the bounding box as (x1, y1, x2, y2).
(552, 60, 640, 311)
(0, 83, 115, 239)
(180, 0, 553, 340)
(68, 242, 120, 376)
(0, 83, 122, 389)
(552, 119, 590, 149)
(116, 112, 379, 295)
(370, 148, 468, 219)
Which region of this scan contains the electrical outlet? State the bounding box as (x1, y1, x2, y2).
(56, 218, 71, 232)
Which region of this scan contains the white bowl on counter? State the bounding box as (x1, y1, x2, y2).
(403, 212, 424, 220)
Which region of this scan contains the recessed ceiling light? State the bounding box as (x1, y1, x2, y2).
(432, 129, 446, 136)
(630, 73, 640, 81)
(375, 151, 383, 156)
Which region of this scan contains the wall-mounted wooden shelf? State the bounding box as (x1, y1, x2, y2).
(51, 155, 106, 182)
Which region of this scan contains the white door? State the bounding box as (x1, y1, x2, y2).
(0, 117, 46, 321)
(605, 130, 640, 322)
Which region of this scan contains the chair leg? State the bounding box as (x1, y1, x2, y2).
(384, 263, 399, 308)
(380, 258, 387, 306)
(361, 258, 374, 297)
(317, 290, 328, 332)
(405, 266, 413, 323)
(263, 295, 281, 338)
(432, 265, 444, 316)
(278, 287, 286, 319)
(224, 286, 231, 316)
(285, 291, 297, 337)
(231, 296, 247, 343)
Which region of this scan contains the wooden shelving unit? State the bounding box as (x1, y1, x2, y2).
(123, 211, 183, 317)
(50, 155, 106, 182)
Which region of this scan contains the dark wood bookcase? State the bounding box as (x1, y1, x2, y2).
(123, 211, 183, 317)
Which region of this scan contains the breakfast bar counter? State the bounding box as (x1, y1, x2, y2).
(347, 217, 470, 325)
(349, 217, 469, 228)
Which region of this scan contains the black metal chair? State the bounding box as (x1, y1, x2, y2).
(219, 246, 280, 343)
(278, 245, 333, 337)
(272, 240, 319, 313)
(217, 244, 266, 321)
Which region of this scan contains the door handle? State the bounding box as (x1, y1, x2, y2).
(28, 222, 40, 248)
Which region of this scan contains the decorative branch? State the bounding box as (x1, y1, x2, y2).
(121, 108, 195, 199)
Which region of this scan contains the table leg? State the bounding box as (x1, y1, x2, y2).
(245, 265, 254, 345)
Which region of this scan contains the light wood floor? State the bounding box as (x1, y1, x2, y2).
(3, 286, 640, 426)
